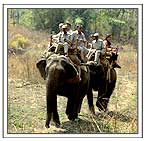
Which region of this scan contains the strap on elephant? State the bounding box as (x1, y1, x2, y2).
(106, 67, 111, 83)
(100, 57, 112, 83)
(68, 48, 80, 55)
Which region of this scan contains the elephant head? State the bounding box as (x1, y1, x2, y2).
(86, 61, 106, 91)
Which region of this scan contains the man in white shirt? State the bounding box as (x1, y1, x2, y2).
(70, 24, 88, 62)
(55, 24, 71, 55)
(91, 33, 105, 64)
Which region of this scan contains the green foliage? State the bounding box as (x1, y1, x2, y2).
(109, 18, 126, 25)
(8, 8, 138, 45)
(75, 17, 83, 24)
(19, 9, 35, 29)
(31, 9, 65, 32)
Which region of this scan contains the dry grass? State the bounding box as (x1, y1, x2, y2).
(8, 51, 45, 84)
(7, 26, 138, 134)
(8, 25, 49, 47)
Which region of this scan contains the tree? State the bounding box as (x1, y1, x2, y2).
(8, 8, 138, 45)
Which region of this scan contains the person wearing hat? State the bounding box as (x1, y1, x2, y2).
(70, 24, 87, 62)
(57, 23, 64, 36)
(88, 32, 105, 65)
(55, 24, 71, 55)
(51, 23, 64, 43)
(66, 21, 73, 34)
(71, 24, 86, 46)
(103, 34, 121, 68)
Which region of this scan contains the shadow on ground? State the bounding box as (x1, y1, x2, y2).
(50, 117, 101, 133)
(48, 110, 135, 134)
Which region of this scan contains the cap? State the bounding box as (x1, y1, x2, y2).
(59, 23, 64, 28)
(76, 24, 83, 29)
(62, 24, 68, 29)
(93, 33, 99, 37)
(106, 34, 112, 38)
(66, 21, 71, 26)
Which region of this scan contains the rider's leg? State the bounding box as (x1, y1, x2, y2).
(64, 43, 69, 56)
(94, 50, 101, 64)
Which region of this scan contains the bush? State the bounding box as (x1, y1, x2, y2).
(9, 34, 30, 48)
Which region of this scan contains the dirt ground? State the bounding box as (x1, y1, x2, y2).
(8, 66, 137, 134)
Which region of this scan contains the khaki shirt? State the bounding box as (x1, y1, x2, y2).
(71, 30, 86, 47)
(67, 29, 73, 35)
(59, 32, 71, 44)
(52, 31, 63, 43)
(92, 39, 104, 50)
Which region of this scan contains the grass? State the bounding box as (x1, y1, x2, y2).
(7, 26, 138, 134)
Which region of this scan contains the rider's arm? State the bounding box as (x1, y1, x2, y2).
(101, 41, 106, 53)
(82, 33, 87, 46)
(103, 40, 111, 52)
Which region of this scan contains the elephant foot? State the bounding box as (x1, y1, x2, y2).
(68, 113, 78, 121)
(89, 106, 95, 115)
(55, 122, 60, 128)
(53, 117, 61, 128)
(45, 123, 50, 128)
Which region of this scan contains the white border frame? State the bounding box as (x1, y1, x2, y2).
(3, 4, 143, 138)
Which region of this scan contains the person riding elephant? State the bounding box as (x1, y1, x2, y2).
(71, 24, 88, 63)
(103, 34, 121, 68)
(54, 24, 82, 81)
(87, 32, 105, 65)
(36, 24, 71, 80)
(51, 23, 64, 43)
(55, 24, 71, 56)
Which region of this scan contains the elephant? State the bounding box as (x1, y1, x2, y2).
(38, 54, 94, 128)
(86, 53, 117, 112)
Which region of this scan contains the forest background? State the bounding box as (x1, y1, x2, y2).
(8, 8, 137, 46)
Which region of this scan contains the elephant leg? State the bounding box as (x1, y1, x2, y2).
(66, 97, 78, 121)
(45, 94, 53, 128)
(77, 97, 84, 113)
(66, 100, 70, 116)
(87, 88, 95, 115)
(103, 82, 116, 110)
(101, 69, 117, 110)
(96, 81, 108, 111)
(96, 87, 108, 112)
(53, 95, 60, 128)
(96, 93, 106, 111)
(96, 81, 115, 112)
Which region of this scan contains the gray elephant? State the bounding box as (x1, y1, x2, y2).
(37, 54, 94, 128)
(86, 53, 117, 112)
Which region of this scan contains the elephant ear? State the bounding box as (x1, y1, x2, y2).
(36, 58, 47, 80)
(60, 60, 78, 79)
